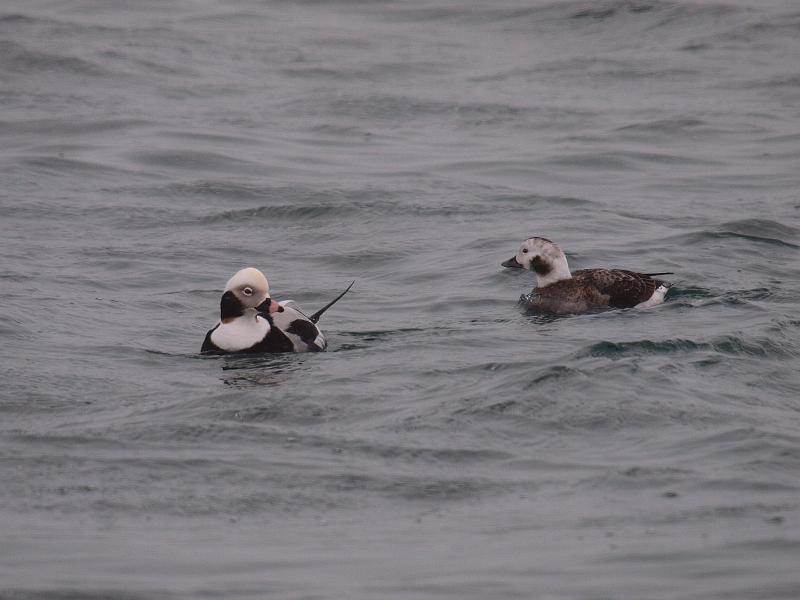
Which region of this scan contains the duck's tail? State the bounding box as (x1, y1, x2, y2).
(309, 282, 354, 324)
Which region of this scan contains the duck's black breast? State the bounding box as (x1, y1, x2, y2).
(201, 324, 223, 354)
(245, 322, 296, 353)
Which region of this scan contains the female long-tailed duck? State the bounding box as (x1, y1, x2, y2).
(201, 267, 352, 355)
(502, 237, 672, 312)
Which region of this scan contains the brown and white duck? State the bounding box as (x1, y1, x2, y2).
(502, 237, 672, 312)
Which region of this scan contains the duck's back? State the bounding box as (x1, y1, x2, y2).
(573, 269, 659, 308)
(522, 269, 661, 312)
(271, 304, 326, 352)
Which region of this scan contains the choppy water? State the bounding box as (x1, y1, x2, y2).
(2, 1, 800, 598)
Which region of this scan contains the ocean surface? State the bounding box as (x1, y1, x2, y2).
(1, 1, 799, 598)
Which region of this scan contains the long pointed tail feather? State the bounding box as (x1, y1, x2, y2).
(309, 282, 354, 324)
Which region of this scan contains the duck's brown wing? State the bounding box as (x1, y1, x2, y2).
(574, 269, 657, 309)
(525, 277, 607, 312)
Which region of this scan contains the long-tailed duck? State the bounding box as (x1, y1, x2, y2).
(201, 267, 352, 354)
(502, 237, 672, 312)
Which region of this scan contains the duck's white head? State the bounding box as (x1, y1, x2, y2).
(502, 237, 572, 287)
(220, 268, 280, 322)
(224, 268, 269, 307)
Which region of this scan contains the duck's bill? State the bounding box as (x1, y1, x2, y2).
(257, 297, 283, 313)
(502, 256, 523, 268)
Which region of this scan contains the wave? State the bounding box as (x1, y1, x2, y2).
(0, 118, 150, 137)
(0, 40, 105, 77)
(127, 150, 263, 174)
(575, 334, 797, 360)
(19, 156, 137, 178)
(380, 1, 743, 29)
(668, 219, 799, 250)
(188, 191, 590, 224)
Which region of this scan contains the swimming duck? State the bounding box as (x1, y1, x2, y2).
(502, 237, 672, 312)
(201, 267, 351, 354)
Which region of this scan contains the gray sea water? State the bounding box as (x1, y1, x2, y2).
(2, 1, 799, 598)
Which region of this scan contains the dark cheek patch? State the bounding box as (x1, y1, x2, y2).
(531, 256, 552, 277)
(220, 290, 245, 321)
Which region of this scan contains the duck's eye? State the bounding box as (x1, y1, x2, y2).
(522, 248, 529, 253)
(243, 287, 253, 296)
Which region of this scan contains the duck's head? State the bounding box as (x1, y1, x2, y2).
(502, 237, 571, 286)
(219, 268, 281, 321)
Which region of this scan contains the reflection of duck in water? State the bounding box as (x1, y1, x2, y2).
(502, 237, 672, 313)
(201, 268, 351, 354)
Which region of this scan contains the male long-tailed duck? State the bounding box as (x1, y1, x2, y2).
(201, 267, 351, 354)
(502, 237, 672, 312)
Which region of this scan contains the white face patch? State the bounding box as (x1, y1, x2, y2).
(210, 313, 271, 352)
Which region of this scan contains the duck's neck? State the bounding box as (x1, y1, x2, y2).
(535, 255, 572, 288)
